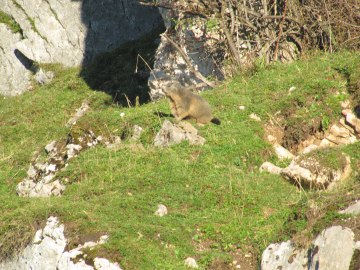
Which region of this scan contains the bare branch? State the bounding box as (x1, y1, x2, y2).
(161, 33, 215, 88)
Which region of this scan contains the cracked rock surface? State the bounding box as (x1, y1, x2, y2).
(154, 120, 206, 147)
(0, 0, 163, 95)
(261, 226, 359, 270)
(0, 217, 122, 270)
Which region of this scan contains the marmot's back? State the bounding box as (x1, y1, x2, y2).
(162, 82, 220, 125)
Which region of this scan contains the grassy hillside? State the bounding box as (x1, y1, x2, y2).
(0, 51, 359, 269)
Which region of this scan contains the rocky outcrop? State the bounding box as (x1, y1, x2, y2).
(0, 0, 164, 96)
(0, 217, 121, 270)
(261, 226, 360, 270)
(260, 153, 351, 190)
(154, 120, 205, 147)
(261, 105, 358, 189)
(339, 200, 360, 215)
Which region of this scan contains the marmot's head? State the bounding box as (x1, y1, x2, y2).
(162, 81, 183, 97)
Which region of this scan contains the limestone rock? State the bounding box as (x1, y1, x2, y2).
(281, 155, 351, 189)
(343, 109, 360, 134)
(131, 125, 144, 142)
(301, 144, 319, 154)
(261, 153, 351, 190)
(184, 257, 199, 269)
(0, 217, 121, 270)
(66, 101, 90, 127)
(260, 162, 282, 175)
(0, 216, 66, 270)
(339, 200, 360, 215)
(155, 204, 168, 217)
(154, 120, 205, 147)
(17, 125, 103, 197)
(274, 143, 295, 160)
(0, 0, 163, 96)
(249, 113, 261, 122)
(261, 226, 358, 270)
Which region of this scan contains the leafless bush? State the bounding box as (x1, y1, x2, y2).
(141, 0, 360, 70)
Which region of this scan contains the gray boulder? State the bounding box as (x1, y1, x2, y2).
(0, 217, 121, 270)
(0, 0, 163, 96)
(261, 226, 360, 270)
(154, 120, 205, 147)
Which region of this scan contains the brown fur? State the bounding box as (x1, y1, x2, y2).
(162, 82, 220, 125)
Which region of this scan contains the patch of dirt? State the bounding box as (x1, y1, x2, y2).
(63, 222, 106, 251)
(208, 249, 256, 270)
(282, 117, 324, 153)
(264, 112, 324, 154)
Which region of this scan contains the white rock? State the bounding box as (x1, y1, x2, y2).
(45, 141, 57, 154)
(98, 235, 109, 245)
(66, 144, 82, 159)
(155, 204, 168, 217)
(249, 113, 261, 122)
(260, 162, 282, 175)
(302, 144, 318, 154)
(0, 216, 66, 270)
(288, 86, 296, 94)
(343, 109, 360, 134)
(238, 105, 246, 110)
(131, 125, 143, 141)
(27, 164, 38, 178)
(0, 217, 121, 270)
(184, 257, 199, 269)
(94, 258, 122, 270)
(339, 200, 360, 215)
(261, 226, 356, 270)
(154, 120, 205, 147)
(274, 143, 294, 160)
(45, 164, 57, 174)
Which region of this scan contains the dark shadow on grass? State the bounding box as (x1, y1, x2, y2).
(74, 0, 165, 106)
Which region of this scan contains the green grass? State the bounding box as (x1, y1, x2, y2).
(0, 51, 359, 269)
(0, 10, 22, 36)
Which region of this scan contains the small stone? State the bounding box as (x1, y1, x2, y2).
(45, 141, 57, 154)
(98, 235, 109, 245)
(288, 86, 296, 94)
(184, 257, 198, 268)
(249, 113, 261, 122)
(120, 112, 125, 117)
(131, 125, 143, 141)
(267, 135, 276, 143)
(155, 204, 168, 217)
(238, 105, 245, 110)
(94, 257, 122, 270)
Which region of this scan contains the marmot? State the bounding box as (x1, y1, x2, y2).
(162, 82, 221, 125)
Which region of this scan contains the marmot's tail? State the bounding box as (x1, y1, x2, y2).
(211, 118, 221, 125)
